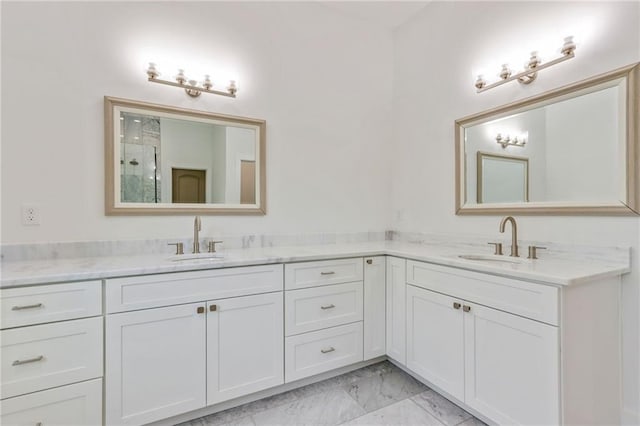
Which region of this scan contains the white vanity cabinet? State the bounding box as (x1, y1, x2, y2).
(105, 265, 284, 426)
(0, 281, 103, 426)
(405, 260, 621, 426)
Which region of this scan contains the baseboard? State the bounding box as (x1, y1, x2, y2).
(150, 356, 387, 426)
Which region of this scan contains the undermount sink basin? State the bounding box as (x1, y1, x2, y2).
(168, 253, 225, 262)
(457, 254, 527, 264)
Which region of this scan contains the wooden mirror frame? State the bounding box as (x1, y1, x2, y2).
(455, 63, 639, 216)
(105, 97, 266, 215)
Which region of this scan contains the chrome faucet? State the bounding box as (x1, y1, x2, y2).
(193, 216, 202, 254)
(499, 216, 519, 257)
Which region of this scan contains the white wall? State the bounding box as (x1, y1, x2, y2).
(391, 1, 640, 421)
(0, 1, 393, 241)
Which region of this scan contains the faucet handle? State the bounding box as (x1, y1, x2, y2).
(207, 241, 223, 253)
(527, 245, 547, 259)
(488, 242, 503, 255)
(168, 242, 184, 255)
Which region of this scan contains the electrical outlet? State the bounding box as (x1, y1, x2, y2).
(22, 204, 40, 226)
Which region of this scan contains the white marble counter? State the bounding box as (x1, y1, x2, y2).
(0, 241, 630, 288)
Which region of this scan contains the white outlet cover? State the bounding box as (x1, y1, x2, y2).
(21, 204, 40, 225)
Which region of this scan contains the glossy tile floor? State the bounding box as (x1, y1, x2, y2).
(178, 361, 487, 426)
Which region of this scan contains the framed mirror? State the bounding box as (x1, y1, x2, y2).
(105, 97, 266, 215)
(477, 152, 529, 204)
(455, 63, 639, 215)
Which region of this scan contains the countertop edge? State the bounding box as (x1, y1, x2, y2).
(0, 244, 631, 289)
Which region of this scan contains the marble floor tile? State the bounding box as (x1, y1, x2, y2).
(411, 390, 472, 425)
(251, 388, 365, 426)
(344, 365, 428, 413)
(340, 399, 442, 426)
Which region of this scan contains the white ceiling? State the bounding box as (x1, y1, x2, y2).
(319, 1, 431, 30)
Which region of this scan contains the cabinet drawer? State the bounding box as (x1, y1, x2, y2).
(285, 258, 363, 290)
(1, 378, 102, 426)
(105, 264, 283, 313)
(285, 322, 363, 382)
(406, 261, 558, 325)
(285, 282, 363, 336)
(0, 282, 102, 329)
(1, 317, 103, 399)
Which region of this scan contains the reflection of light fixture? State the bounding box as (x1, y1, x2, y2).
(475, 36, 576, 93)
(496, 133, 526, 148)
(146, 63, 238, 98)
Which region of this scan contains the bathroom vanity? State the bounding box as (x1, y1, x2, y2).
(0, 242, 629, 425)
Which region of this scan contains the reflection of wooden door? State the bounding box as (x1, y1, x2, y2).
(172, 168, 206, 203)
(240, 161, 256, 204)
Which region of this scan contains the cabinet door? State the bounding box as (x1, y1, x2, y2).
(207, 292, 284, 405)
(386, 257, 406, 364)
(364, 256, 386, 360)
(464, 303, 559, 425)
(105, 303, 206, 426)
(406, 285, 464, 401)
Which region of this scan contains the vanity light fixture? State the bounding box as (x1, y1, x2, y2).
(145, 63, 237, 98)
(496, 133, 526, 148)
(475, 36, 576, 93)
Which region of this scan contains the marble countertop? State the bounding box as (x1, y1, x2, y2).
(0, 241, 630, 288)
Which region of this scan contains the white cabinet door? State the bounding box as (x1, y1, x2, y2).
(105, 303, 206, 426)
(386, 257, 406, 364)
(406, 285, 465, 401)
(464, 303, 559, 425)
(207, 292, 284, 405)
(363, 256, 385, 360)
(1, 379, 102, 426)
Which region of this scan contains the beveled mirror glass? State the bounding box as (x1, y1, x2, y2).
(105, 97, 266, 215)
(455, 63, 639, 215)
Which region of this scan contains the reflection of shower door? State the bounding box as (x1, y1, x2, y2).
(240, 161, 256, 204)
(172, 168, 206, 203)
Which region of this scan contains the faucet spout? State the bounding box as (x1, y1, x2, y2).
(193, 216, 202, 254)
(499, 216, 519, 257)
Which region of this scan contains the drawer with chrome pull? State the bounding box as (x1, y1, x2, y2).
(0, 317, 103, 399)
(284, 258, 363, 290)
(285, 282, 363, 336)
(0, 281, 102, 329)
(284, 322, 363, 382)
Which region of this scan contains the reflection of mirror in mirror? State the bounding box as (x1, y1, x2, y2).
(477, 152, 529, 203)
(106, 97, 266, 215)
(465, 82, 622, 205)
(115, 107, 258, 205)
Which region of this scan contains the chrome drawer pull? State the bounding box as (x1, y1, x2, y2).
(11, 303, 43, 311)
(321, 304, 335, 310)
(12, 355, 44, 366)
(321, 347, 335, 354)
(320, 271, 335, 275)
